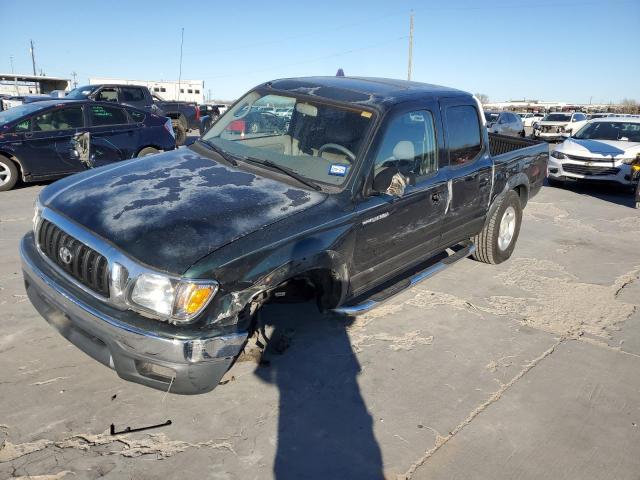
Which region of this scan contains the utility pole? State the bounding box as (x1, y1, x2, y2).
(71, 71, 78, 88)
(30, 39, 38, 93)
(208, 88, 212, 102)
(177, 27, 184, 101)
(407, 11, 414, 81)
(9, 56, 14, 73)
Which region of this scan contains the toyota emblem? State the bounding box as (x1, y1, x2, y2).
(58, 246, 73, 265)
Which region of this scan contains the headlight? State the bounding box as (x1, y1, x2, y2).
(551, 150, 567, 159)
(32, 198, 42, 235)
(130, 273, 218, 323)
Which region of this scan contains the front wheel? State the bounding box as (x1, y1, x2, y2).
(472, 190, 522, 265)
(0, 157, 18, 192)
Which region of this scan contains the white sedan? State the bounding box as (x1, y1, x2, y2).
(548, 118, 640, 187)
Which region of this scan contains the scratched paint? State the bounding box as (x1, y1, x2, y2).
(43, 148, 325, 274)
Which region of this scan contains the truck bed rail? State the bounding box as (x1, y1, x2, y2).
(488, 133, 542, 157)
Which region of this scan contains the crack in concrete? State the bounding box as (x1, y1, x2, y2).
(0, 430, 236, 464)
(400, 337, 565, 480)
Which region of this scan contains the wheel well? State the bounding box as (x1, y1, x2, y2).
(264, 268, 343, 311)
(0, 151, 24, 180)
(513, 184, 528, 208)
(135, 145, 162, 157)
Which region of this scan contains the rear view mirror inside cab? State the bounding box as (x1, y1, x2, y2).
(296, 103, 318, 117)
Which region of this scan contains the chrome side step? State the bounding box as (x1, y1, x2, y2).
(333, 242, 475, 315)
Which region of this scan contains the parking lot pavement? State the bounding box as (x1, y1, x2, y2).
(1, 180, 639, 479)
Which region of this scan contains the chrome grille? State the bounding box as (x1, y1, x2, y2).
(37, 219, 110, 296)
(562, 164, 620, 176)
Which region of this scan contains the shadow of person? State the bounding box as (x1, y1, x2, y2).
(254, 302, 384, 480)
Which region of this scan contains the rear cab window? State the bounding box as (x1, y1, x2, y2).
(89, 105, 128, 126)
(445, 105, 482, 166)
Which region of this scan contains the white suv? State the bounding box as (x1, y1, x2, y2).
(534, 112, 588, 141)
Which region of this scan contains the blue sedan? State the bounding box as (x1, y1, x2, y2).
(0, 100, 176, 191)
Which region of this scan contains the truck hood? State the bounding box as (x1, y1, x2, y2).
(559, 138, 640, 158)
(42, 148, 326, 274)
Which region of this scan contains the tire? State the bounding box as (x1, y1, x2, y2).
(137, 147, 160, 157)
(547, 177, 564, 188)
(173, 121, 186, 146)
(178, 115, 188, 132)
(0, 156, 18, 192)
(636, 201, 640, 209)
(472, 190, 522, 265)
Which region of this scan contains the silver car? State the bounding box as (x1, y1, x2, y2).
(485, 111, 525, 137)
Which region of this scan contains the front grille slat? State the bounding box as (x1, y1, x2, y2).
(91, 253, 101, 291)
(37, 219, 110, 297)
(562, 163, 620, 176)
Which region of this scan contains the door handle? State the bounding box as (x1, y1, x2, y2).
(25, 133, 33, 139)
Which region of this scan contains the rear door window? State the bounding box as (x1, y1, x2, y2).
(121, 87, 145, 103)
(32, 106, 84, 132)
(445, 105, 482, 166)
(89, 105, 128, 126)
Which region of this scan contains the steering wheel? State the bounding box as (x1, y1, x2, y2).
(317, 143, 356, 162)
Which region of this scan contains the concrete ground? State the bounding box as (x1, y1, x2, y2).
(1, 167, 639, 479)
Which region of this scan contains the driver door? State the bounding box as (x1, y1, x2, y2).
(351, 103, 448, 294)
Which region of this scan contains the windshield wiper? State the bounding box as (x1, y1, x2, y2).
(197, 139, 238, 166)
(239, 156, 322, 191)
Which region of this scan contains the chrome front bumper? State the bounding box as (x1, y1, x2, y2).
(21, 234, 248, 395)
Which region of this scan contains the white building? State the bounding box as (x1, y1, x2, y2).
(0, 73, 70, 96)
(89, 77, 204, 103)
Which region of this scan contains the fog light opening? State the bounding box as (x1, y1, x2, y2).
(135, 360, 176, 383)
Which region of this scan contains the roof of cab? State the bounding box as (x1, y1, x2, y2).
(262, 76, 471, 108)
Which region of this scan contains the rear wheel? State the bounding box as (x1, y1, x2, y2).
(173, 121, 186, 146)
(137, 147, 160, 157)
(0, 157, 18, 192)
(472, 190, 522, 265)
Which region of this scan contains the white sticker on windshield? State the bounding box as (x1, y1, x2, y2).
(328, 164, 349, 177)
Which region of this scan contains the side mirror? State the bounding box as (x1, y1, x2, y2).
(372, 165, 410, 197)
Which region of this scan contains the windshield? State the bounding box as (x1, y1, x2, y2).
(201, 91, 375, 187)
(574, 121, 640, 142)
(0, 103, 45, 126)
(544, 113, 572, 122)
(484, 112, 500, 123)
(65, 85, 97, 99)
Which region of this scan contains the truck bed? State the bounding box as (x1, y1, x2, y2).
(488, 133, 544, 157)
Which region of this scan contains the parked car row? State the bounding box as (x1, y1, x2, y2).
(0, 100, 175, 191)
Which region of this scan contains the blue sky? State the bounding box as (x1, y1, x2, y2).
(2, 0, 639, 103)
